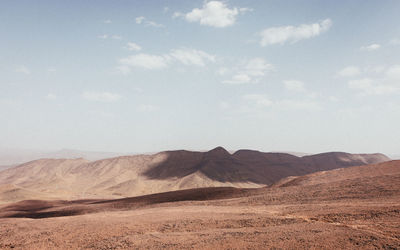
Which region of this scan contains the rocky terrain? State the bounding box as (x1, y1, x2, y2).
(0, 160, 399, 249)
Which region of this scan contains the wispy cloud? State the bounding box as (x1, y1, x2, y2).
(337, 66, 361, 77)
(348, 65, 400, 95)
(135, 16, 164, 28)
(283, 80, 305, 92)
(103, 19, 112, 24)
(283, 80, 318, 98)
(360, 43, 381, 51)
(242, 94, 322, 111)
(259, 19, 332, 46)
(117, 48, 215, 73)
(98, 34, 108, 39)
(119, 54, 169, 71)
(169, 48, 215, 66)
(223, 58, 273, 84)
(173, 1, 249, 28)
(98, 34, 122, 40)
(135, 16, 145, 24)
(82, 92, 121, 102)
(126, 42, 142, 51)
(243, 94, 273, 107)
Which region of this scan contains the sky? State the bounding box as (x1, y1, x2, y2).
(0, 0, 400, 155)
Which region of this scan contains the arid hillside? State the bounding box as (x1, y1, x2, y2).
(0, 147, 390, 203)
(0, 160, 399, 249)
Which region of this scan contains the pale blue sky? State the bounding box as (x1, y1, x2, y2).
(1, 0, 399, 154)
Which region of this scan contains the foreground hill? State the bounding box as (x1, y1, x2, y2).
(0, 160, 399, 249)
(0, 147, 390, 203)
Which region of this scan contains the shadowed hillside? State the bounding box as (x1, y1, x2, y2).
(0, 147, 390, 203)
(1, 160, 398, 220)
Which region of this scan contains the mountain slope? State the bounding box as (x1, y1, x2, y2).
(0, 147, 390, 203)
(272, 160, 400, 188)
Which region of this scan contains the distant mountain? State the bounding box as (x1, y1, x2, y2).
(0, 164, 17, 171)
(0, 148, 126, 165)
(0, 147, 390, 204)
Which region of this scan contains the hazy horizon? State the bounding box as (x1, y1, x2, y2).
(1, 0, 400, 155)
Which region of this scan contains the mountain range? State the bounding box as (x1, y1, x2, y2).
(0, 147, 389, 204)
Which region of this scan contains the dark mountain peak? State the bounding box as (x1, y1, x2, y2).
(206, 147, 231, 157)
(233, 149, 261, 156)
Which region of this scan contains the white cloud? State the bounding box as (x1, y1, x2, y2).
(243, 94, 273, 107)
(259, 19, 332, 46)
(348, 78, 373, 90)
(360, 43, 381, 51)
(15, 65, 31, 74)
(175, 1, 247, 28)
(46, 93, 57, 100)
(284, 80, 305, 92)
(242, 94, 321, 111)
(126, 42, 142, 51)
(169, 48, 215, 66)
(98, 34, 122, 40)
(135, 16, 164, 28)
(98, 34, 108, 39)
(223, 74, 251, 84)
(146, 21, 164, 28)
(348, 78, 399, 96)
(365, 65, 386, 74)
(115, 65, 131, 75)
(243, 58, 273, 76)
(82, 92, 121, 102)
(223, 58, 273, 84)
(117, 48, 215, 73)
(103, 19, 112, 24)
(136, 16, 145, 24)
(239, 7, 253, 13)
(337, 66, 361, 77)
(283, 80, 318, 98)
(119, 54, 169, 71)
(346, 64, 400, 96)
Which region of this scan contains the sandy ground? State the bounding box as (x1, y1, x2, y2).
(1, 161, 399, 249)
(1, 193, 399, 249)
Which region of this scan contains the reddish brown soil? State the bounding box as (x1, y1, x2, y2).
(0, 161, 399, 249)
